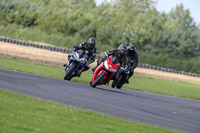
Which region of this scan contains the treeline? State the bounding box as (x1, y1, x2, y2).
(0, 0, 200, 73)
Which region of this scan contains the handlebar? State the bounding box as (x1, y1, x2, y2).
(118, 66, 130, 74)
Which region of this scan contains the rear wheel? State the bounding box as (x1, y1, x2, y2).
(91, 72, 106, 88)
(64, 64, 76, 80)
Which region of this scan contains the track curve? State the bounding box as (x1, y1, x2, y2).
(0, 68, 200, 133)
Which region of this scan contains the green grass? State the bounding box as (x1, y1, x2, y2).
(124, 76, 200, 99)
(0, 89, 181, 133)
(0, 56, 200, 100)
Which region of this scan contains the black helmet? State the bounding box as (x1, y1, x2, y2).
(118, 44, 127, 56)
(127, 45, 136, 57)
(88, 37, 97, 49)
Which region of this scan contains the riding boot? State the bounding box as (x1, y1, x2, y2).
(63, 61, 69, 67)
(91, 67, 96, 74)
(125, 76, 130, 84)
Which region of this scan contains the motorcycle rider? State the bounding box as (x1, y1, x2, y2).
(65, 37, 97, 76)
(126, 45, 138, 83)
(92, 44, 127, 74)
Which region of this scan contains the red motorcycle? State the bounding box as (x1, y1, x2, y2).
(90, 53, 120, 88)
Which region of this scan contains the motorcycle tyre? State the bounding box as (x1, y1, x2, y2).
(64, 64, 76, 80)
(116, 75, 126, 89)
(89, 80, 92, 86)
(116, 83, 123, 89)
(111, 80, 117, 88)
(91, 72, 106, 88)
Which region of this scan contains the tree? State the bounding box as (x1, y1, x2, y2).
(165, 4, 195, 30)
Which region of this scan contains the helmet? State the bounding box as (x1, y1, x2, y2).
(88, 37, 97, 49)
(118, 44, 127, 56)
(127, 45, 136, 57)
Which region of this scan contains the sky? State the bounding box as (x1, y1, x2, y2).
(94, 0, 200, 25)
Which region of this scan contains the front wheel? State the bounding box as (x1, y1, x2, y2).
(111, 80, 117, 88)
(91, 72, 106, 88)
(115, 75, 125, 89)
(116, 83, 123, 89)
(64, 64, 76, 80)
(89, 80, 92, 86)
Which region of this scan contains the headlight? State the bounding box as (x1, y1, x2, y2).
(109, 69, 117, 73)
(79, 58, 87, 64)
(104, 60, 109, 70)
(74, 52, 79, 59)
(79, 60, 86, 64)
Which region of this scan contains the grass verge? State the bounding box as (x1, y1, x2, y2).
(0, 89, 181, 133)
(0, 56, 200, 100)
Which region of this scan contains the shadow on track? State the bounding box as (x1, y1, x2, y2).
(94, 86, 134, 97)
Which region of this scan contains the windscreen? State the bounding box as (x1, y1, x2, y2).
(112, 56, 119, 64)
(78, 50, 85, 58)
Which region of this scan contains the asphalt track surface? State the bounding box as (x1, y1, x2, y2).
(0, 68, 200, 133)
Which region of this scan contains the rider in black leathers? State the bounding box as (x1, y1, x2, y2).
(92, 44, 127, 74)
(126, 45, 138, 83)
(65, 37, 97, 76)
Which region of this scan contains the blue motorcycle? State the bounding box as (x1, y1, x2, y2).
(64, 49, 89, 80)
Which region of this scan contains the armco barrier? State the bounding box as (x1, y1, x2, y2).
(0, 37, 200, 78)
(0, 37, 73, 54)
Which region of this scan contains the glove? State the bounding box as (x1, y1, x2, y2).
(68, 55, 71, 60)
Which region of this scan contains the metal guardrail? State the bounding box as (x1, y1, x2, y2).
(0, 37, 73, 54)
(1, 37, 200, 78)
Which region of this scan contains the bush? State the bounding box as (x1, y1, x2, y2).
(139, 52, 200, 74)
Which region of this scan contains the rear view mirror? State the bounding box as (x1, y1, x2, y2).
(104, 52, 108, 57)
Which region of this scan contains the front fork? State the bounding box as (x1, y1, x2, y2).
(118, 73, 128, 84)
(65, 62, 79, 73)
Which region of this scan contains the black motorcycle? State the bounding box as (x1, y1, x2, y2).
(111, 66, 130, 89)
